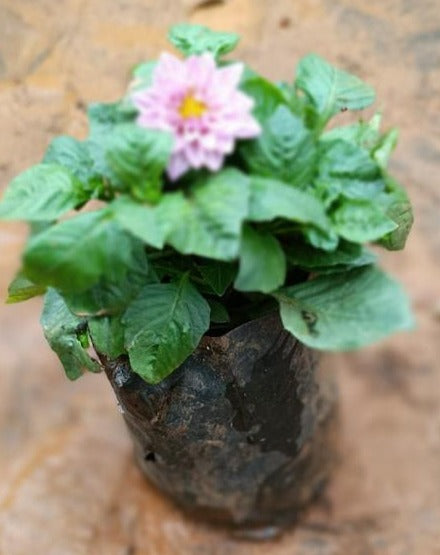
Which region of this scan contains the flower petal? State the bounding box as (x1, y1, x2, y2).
(133, 51, 260, 179)
(216, 62, 244, 91)
(204, 151, 224, 172)
(167, 152, 191, 181)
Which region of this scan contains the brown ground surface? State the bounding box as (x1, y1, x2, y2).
(0, 1, 440, 553)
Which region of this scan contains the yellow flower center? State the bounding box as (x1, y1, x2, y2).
(179, 92, 207, 119)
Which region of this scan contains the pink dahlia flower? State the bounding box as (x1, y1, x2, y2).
(132, 52, 261, 180)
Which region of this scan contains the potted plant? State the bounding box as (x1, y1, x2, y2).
(1, 24, 413, 537)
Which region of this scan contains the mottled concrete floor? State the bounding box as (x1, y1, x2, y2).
(0, 1, 440, 553)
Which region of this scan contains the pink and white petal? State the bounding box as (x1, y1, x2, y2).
(212, 111, 261, 139)
(204, 151, 225, 172)
(231, 90, 255, 111)
(209, 64, 245, 104)
(132, 90, 155, 110)
(217, 136, 235, 154)
(200, 52, 217, 70)
(216, 62, 244, 91)
(181, 127, 201, 145)
(154, 52, 185, 83)
(198, 132, 218, 150)
(234, 117, 262, 138)
(216, 94, 254, 118)
(210, 118, 242, 136)
(133, 50, 260, 178)
(185, 53, 216, 90)
(206, 132, 235, 154)
(137, 114, 173, 133)
(167, 152, 191, 181)
(172, 132, 188, 152)
(184, 142, 205, 168)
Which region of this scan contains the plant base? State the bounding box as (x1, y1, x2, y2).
(102, 314, 338, 536)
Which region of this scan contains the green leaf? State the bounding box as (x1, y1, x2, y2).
(86, 102, 137, 184)
(0, 164, 85, 221)
(151, 259, 190, 283)
(6, 273, 46, 303)
(167, 168, 250, 260)
(248, 176, 329, 231)
(315, 139, 385, 206)
(319, 139, 381, 181)
(30, 221, 53, 236)
(23, 210, 133, 292)
(129, 61, 157, 92)
(89, 315, 126, 359)
(208, 299, 230, 323)
(85, 138, 115, 185)
(110, 195, 168, 249)
(286, 239, 376, 271)
(235, 225, 286, 293)
(132, 60, 156, 79)
(240, 69, 288, 122)
(64, 240, 153, 316)
(275, 266, 414, 350)
(65, 280, 133, 317)
(332, 199, 397, 243)
(378, 179, 414, 251)
(321, 113, 382, 151)
(105, 124, 173, 202)
(123, 274, 210, 383)
(314, 177, 385, 206)
(169, 23, 239, 58)
(43, 136, 96, 186)
(304, 226, 339, 252)
(295, 54, 376, 125)
(241, 105, 317, 188)
(197, 261, 237, 296)
(41, 289, 100, 379)
(337, 179, 385, 201)
(87, 102, 135, 134)
(373, 128, 399, 169)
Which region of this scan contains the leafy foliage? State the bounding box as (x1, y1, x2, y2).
(240, 68, 289, 122)
(208, 299, 230, 323)
(88, 316, 126, 360)
(63, 241, 153, 316)
(85, 101, 138, 186)
(285, 239, 376, 274)
(43, 136, 97, 186)
(122, 274, 210, 383)
(41, 289, 101, 379)
(0, 164, 86, 221)
(87, 101, 135, 132)
(23, 210, 134, 292)
(169, 23, 239, 58)
(197, 261, 237, 296)
(332, 199, 397, 243)
(241, 105, 317, 188)
(275, 267, 413, 350)
(248, 176, 329, 230)
(130, 61, 157, 92)
(7, 273, 46, 304)
(110, 195, 168, 249)
(0, 24, 414, 384)
(378, 178, 414, 250)
(295, 53, 376, 126)
(105, 124, 173, 202)
(235, 225, 286, 293)
(321, 113, 382, 149)
(165, 169, 250, 260)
